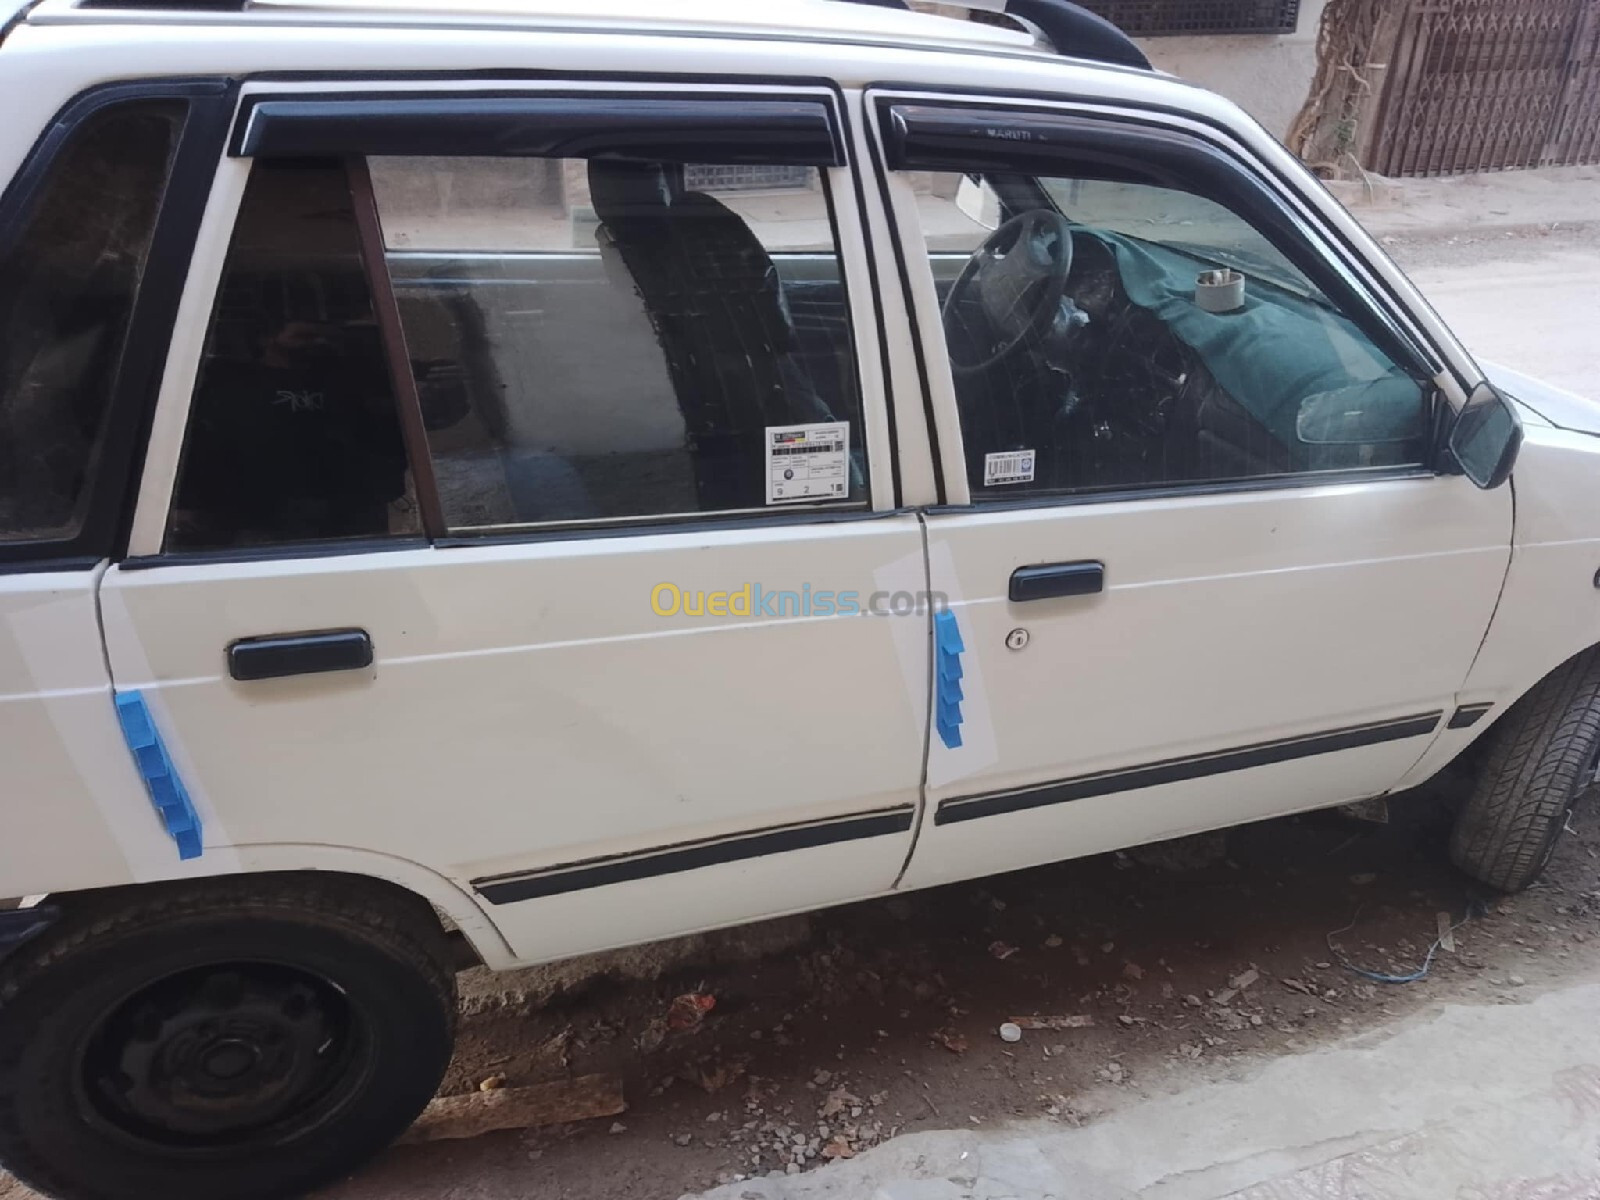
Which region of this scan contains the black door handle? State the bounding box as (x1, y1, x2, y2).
(1009, 561, 1104, 602)
(227, 629, 374, 681)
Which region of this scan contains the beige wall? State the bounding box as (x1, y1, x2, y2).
(1133, 0, 1328, 141)
(914, 0, 1326, 143)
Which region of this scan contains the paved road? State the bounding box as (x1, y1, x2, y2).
(1401, 235, 1600, 399)
(690, 970, 1600, 1200)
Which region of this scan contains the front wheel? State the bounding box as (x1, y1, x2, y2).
(1451, 647, 1600, 892)
(0, 874, 456, 1200)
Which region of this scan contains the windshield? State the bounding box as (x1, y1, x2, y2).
(1039, 177, 1323, 300)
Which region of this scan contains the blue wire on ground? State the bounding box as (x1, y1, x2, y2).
(1326, 900, 1489, 985)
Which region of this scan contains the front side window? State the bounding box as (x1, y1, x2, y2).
(0, 100, 185, 544)
(369, 155, 866, 531)
(907, 170, 1429, 498)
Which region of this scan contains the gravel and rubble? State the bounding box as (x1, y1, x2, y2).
(259, 771, 1600, 1200)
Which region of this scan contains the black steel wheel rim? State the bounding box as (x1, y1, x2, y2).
(75, 961, 367, 1153)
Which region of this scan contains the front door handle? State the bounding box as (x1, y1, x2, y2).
(227, 629, 374, 681)
(1009, 561, 1104, 602)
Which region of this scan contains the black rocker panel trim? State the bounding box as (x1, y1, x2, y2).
(1447, 702, 1494, 730)
(235, 95, 846, 165)
(475, 807, 915, 905)
(935, 712, 1444, 826)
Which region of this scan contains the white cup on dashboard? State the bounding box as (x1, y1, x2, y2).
(1195, 268, 1245, 313)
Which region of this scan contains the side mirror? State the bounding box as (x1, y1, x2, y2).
(1448, 381, 1522, 489)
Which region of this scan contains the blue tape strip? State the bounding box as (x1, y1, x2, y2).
(113, 690, 203, 860)
(934, 610, 965, 749)
(935, 609, 965, 656)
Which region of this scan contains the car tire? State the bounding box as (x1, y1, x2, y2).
(1450, 647, 1600, 892)
(0, 873, 456, 1200)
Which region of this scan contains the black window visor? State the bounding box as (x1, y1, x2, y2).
(233, 95, 847, 166)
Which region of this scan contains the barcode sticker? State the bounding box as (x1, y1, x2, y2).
(983, 449, 1036, 487)
(766, 422, 850, 504)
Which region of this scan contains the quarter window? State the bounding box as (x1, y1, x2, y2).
(907, 170, 1429, 498)
(368, 155, 866, 531)
(0, 100, 184, 544)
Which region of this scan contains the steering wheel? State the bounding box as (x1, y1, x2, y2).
(942, 208, 1074, 377)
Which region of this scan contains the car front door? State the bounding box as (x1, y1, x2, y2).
(98, 83, 931, 964)
(867, 95, 1514, 891)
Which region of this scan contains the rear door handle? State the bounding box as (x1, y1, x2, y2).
(227, 629, 373, 681)
(1009, 561, 1104, 602)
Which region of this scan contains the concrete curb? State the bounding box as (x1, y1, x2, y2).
(1324, 164, 1600, 240)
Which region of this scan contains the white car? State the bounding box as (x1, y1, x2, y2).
(0, 0, 1591, 1195)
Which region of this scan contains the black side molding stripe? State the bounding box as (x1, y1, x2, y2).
(935, 712, 1443, 827)
(475, 806, 915, 905)
(1448, 702, 1494, 730)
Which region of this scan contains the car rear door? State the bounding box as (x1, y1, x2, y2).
(98, 81, 932, 964)
(865, 92, 1513, 891)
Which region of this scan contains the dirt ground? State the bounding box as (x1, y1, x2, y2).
(299, 754, 1600, 1200)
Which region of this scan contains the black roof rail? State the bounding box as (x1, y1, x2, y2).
(838, 0, 1150, 71)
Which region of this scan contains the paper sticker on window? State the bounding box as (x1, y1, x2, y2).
(767, 422, 850, 504)
(984, 450, 1035, 486)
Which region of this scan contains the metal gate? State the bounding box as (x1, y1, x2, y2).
(1373, 0, 1600, 176)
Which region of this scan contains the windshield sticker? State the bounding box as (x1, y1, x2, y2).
(984, 450, 1036, 487)
(766, 421, 850, 504)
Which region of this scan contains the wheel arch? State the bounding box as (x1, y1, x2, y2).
(1398, 638, 1600, 792)
(18, 847, 513, 970)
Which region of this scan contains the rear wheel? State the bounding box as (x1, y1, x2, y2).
(0, 875, 456, 1200)
(1450, 648, 1600, 892)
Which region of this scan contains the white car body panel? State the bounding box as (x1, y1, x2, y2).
(100, 518, 932, 962)
(1462, 428, 1600, 704)
(1485, 359, 1600, 436)
(1394, 422, 1600, 788)
(0, 566, 146, 896)
(0, 0, 1588, 970)
(904, 476, 1512, 888)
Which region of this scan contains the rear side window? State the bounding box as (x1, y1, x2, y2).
(0, 101, 184, 543)
(169, 151, 864, 549)
(369, 155, 867, 531)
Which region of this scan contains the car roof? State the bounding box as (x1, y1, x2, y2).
(26, 0, 1041, 54)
